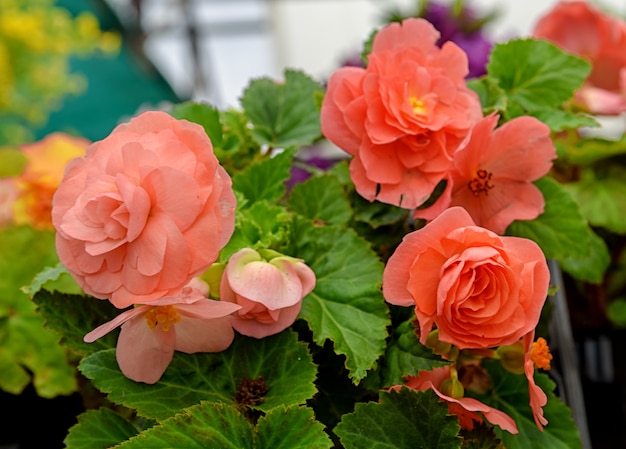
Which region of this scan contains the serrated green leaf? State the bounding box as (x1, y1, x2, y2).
(335, 388, 461, 449)
(65, 408, 141, 449)
(287, 174, 352, 226)
(562, 166, 626, 234)
(487, 39, 590, 117)
(290, 218, 390, 382)
(232, 148, 295, 204)
(0, 146, 27, 177)
(479, 359, 582, 449)
(255, 405, 334, 449)
(79, 330, 317, 421)
(530, 109, 599, 132)
(560, 229, 610, 284)
(22, 263, 81, 297)
(467, 76, 508, 115)
(507, 177, 591, 261)
(241, 69, 324, 148)
(171, 101, 223, 146)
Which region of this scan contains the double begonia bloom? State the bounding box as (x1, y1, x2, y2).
(52, 111, 236, 308)
(416, 113, 556, 234)
(220, 248, 316, 338)
(533, 1, 626, 115)
(84, 278, 241, 384)
(320, 18, 482, 209)
(400, 366, 518, 434)
(13, 132, 89, 229)
(383, 207, 550, 350)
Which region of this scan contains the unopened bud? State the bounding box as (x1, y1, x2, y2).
(496, 342, 525, 375)
(439, 376, 465, 399)
(426, 329, 452, 356)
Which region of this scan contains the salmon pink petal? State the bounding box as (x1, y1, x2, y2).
(174, 315, 236, 353)
(442, 395, 519, 434)
(232, 301, 302, 339)
(523, 332, 549, 429)
(83, 306, 147, 342)
(115, 315, 176, 384)
(371, 18, 439, 54)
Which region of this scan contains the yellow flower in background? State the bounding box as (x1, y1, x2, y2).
(12, 133, 89, 229)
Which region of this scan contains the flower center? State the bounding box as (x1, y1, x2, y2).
(144, 305, 181, 331)
(409, 96, 428, 116)
(468, 169, 494, 196)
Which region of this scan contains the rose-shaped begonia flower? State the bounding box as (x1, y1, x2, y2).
(220, 248, 316, 338)
(13, 132, 89, 229)
(320, 18, 482, 210)
(383, 207, 550, 350)
(84, 278, 241, 384)
(533, 1, 626, 115)
(52, 111, 236, 308)
(415, 113, 556, 234)
(397, 367, 518, 433)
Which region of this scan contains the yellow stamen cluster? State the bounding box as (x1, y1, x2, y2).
(144, 305, 181, 331)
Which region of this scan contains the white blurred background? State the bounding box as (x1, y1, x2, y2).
(105, 0, 626, 108)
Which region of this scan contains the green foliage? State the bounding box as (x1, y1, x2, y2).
(560, 229, 610, 284)
(79, 330, 317, 420)
(64, 408, 142, 449)
(288, 174, 353, 226)
(0, 146, 27, 177)
(232, 147, 295, 204)
(335, 388, 462, 449)
(241, 69, 324, 148)
(557, 135, 626, 165)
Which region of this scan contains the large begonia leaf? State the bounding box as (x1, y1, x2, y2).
(560, 229, 610, 284)
(562, 166, 626, 235)
(289, 217, 390, 382)
(232, 147, 295, 204)
(335, 388, 461, 449)
(64, 408, 143, 449)
(287, 174, 353, 226)
(0, 226, 77, 397)
(487, 38, 590, 118)
(479, 359, 582, 449)
(79, 330, 316, 421)
(240, 69, 324, 148)
(506, 177, 591, 261)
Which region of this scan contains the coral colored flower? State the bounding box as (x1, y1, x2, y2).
(399, 366, 518, 433)
(220, 248, 316, 338)
(533, 1, 626, 115)
(416, 113, 556, 234)
(523, 332, 549, 429)
(84, 279, 241, 384)
(383, 207, 550, 350)
(321, 18, 482, 210)
(13, 133, 89, 229)
(52, 111, 236, 308)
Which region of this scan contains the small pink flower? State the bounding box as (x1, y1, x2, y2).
(523, 331, 549, 430)
(52, 111, 236, 308)
(220, 248, 316, 338)
(416, 113, 556, 234)
(84, 279, 241, 384)
(399, 366, 518, 433)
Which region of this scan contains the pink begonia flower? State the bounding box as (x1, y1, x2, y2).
(533, 1, 626, 115)
(321, 18, 482, 210)
(52, 111, 236, 308)
(398, 366, 518, 434)
(416, 113, 556, 234)
(84, 278, 241, 384)
(220, 248, 316, 338)
(523, 331, 549, 430)
(12, 133, 89, 229)
(383, 207, 550, 350)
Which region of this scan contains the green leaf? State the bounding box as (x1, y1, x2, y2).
(21, 262, 81, 297)
(479, 359, 582, 449)
(79, 330, 317, 421)
(0, 226, 77, 397)
(487, 38, 591, 117)
(114, 403, 332, 449)
(241, 69, 324, 148)
(557, 135, 626, 165)
(507, 177, 591, 261)
(287, 174, 352, 226)
(530, 109, 599, 133)
(290, 218, 390, 382)
(232, 147, 295, 204)
(335, 388, 461, 449)
(560, 229, 611, 284)
(0, 146, 27, 177)
(170, 101, 224, 147)
(65, 408, 142, 449)
(562, 166, 626, 234)
(467, 76, 508, 115)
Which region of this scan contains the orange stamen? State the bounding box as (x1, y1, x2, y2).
(144, 305, 181, 331)
(530, 337, 552, 370)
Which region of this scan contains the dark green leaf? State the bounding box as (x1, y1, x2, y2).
(560, 229, 610, 284)
(65, 408, 141, 449)
(232, 147, 295, 204)
(170, 101, 223, 147)
(287, 174, 352, 226)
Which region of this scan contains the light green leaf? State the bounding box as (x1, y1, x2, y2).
(21, 263, 81, 297)
(290, 218, 390, 382)
(335, 388, 461, 449)
(507, 177, 591, 261)
(241, 69, 324, 148)
(467, 76, 508, 115)
(79, 330, 317, 421)
(560, 229, 610, 284)
(487, 38, 591, 117)
(531, 109, 599, 132)
(287, 174, 352, 226)
(64, 408, 142, 449)
(232, 147, 295, 204)
(562, 166, 626, 235)
(557, 135, 626, 165)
